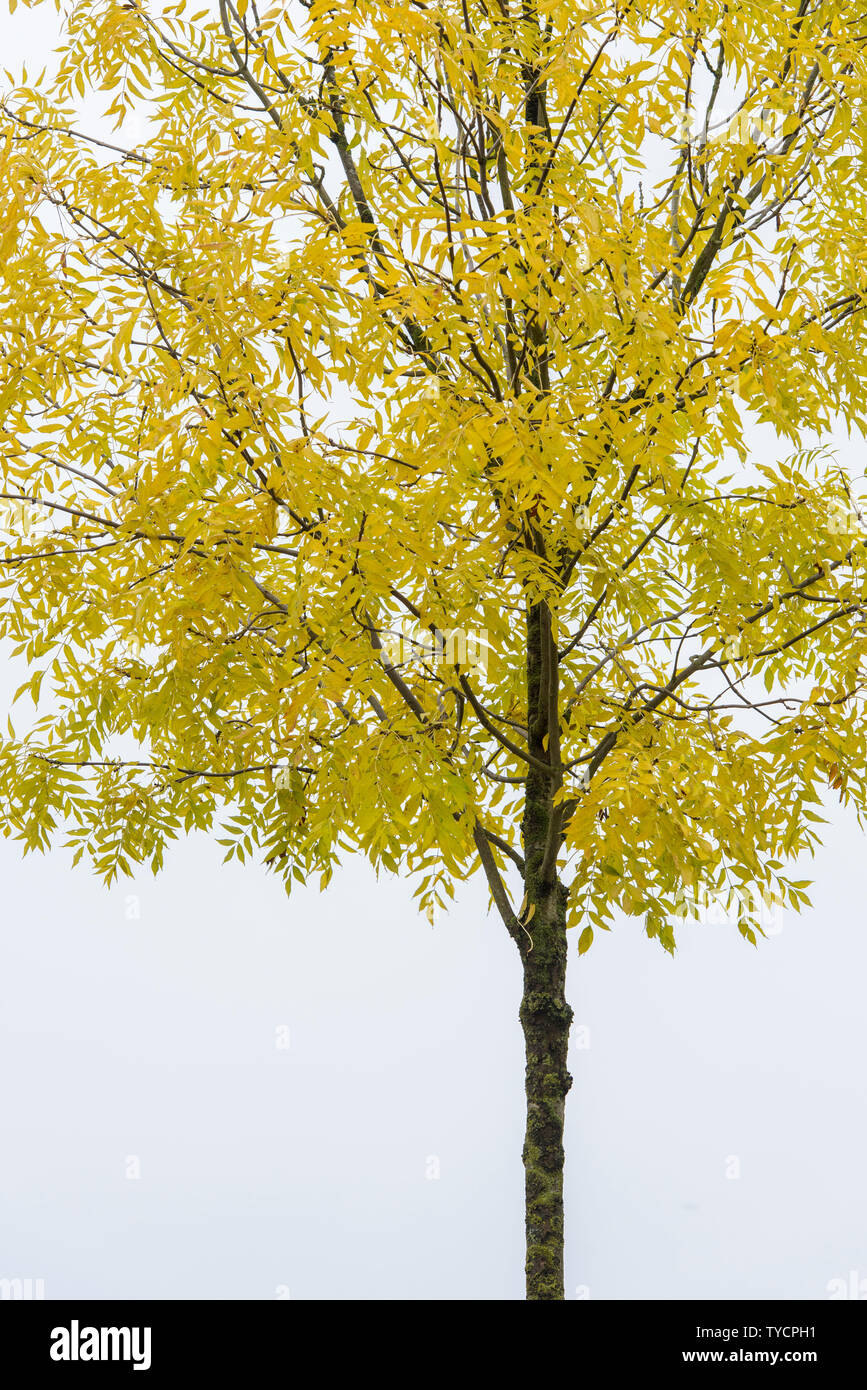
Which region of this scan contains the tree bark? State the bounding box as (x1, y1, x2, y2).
(519, 599, 573, 1299)
(519, 881, 572, 1299)
(510, 11, 572, 1299)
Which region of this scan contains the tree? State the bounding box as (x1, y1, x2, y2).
(1, 0, 867, 1300)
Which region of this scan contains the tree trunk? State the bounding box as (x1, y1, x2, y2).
(519, 880, 573, 1299)
(515, 571, 572, 1296)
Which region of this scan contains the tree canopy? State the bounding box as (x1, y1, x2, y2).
(2, 0, 867, 956)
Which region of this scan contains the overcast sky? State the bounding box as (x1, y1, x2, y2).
(3, 758, 866, 1300)
(1, 3, 866, 1302)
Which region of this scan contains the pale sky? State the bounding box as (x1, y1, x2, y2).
(3, 764, 866, 1299)
(1, 2, 866, 1302)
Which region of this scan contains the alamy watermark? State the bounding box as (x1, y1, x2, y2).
(380, 621, 488, 673)
(827, 1270, 867, 1300)
(0, 1276, 45, 1300)
(672, 885, 784, 936)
